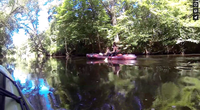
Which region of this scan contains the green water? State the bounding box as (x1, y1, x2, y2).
(2, 55, 200, 110)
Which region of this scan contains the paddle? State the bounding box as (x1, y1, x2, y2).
(104, 52, 113, 62)
(104, 47, 111, 62)
(104, 52, 110, 62)
(104, 57, 108, 62)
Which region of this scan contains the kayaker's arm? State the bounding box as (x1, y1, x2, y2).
(111, 47, 116, 53)
(104, 47, 111, 55)
(112, 47, 120, 53)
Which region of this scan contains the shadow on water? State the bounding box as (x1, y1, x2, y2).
(1, 55, 200, 110)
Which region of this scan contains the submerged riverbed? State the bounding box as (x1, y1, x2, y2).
(1, 55, 200, 110)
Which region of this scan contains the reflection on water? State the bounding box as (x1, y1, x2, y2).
(1, 55, 200, 110)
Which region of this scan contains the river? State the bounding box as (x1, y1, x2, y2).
(1, 55, 200, 110)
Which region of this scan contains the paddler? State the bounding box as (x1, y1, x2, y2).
(111, 42, 120, 56)
(104, 47, 111, 56)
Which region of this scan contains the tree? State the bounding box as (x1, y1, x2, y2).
(52, 0, 111, 56)
(0, 0, 28, 55)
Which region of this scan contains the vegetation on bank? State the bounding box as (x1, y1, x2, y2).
(0, 0, 200, 57)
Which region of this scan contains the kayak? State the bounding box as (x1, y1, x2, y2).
(0, 65, 34, 110)
(87, 60, 136, 65)
(86, 53, 137, 60)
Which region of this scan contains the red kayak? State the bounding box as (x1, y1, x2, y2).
(86, 53, 137, 60)
(87, 60, 136, 65)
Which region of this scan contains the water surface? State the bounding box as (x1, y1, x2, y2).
(2, 55, 200, 110)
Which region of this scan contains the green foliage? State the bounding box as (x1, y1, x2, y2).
(49, 0, 200, 55)
(1, 0, 200, 56)
(0, 0, 26, 53)
(52, 0, 111, 55)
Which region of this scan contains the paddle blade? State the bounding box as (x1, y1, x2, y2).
(104, 58, 108, 62)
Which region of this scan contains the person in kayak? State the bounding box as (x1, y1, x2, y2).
(104, 42, 120, 56)
(111, 42, 119, 56)
(104, 47, 111, 56)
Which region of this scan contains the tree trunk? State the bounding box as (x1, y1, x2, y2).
(166, 46, 169, 54)
(65, 37, 69, 58)
(97, 33, 101, 52)
(145, 48, 149, 55)
(102, 0, 119, 43)
(110, 1, 119, 43)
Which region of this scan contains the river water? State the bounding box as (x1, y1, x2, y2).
(1, 55, 200, 110)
